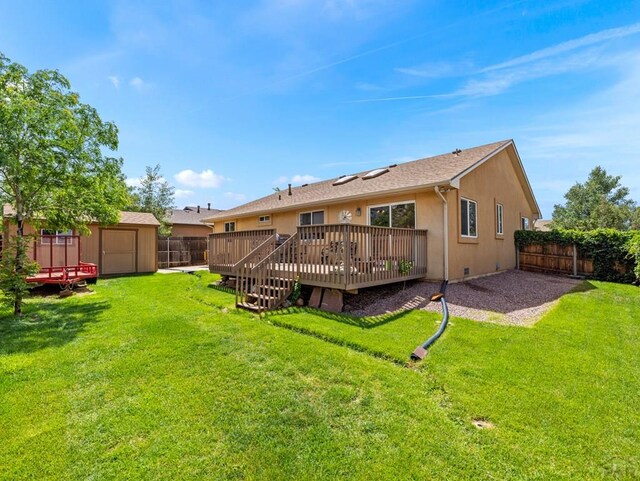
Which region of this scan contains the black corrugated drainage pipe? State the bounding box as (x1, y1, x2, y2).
(411, 280, 449, 360)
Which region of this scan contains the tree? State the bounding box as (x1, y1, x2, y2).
(0, 53, 129, 315)
(552, 166, 637, 231)
(128, 164, 175, 236)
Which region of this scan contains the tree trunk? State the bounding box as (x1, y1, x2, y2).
(14, 218, 24, 316)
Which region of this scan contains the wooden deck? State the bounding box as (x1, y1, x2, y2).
(209, 224, 428, 291)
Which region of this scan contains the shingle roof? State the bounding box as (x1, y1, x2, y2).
(118, 211, 161, 226)
(169, 207, 222, 225)
(204, 140, 513, 221)
(2, 205, 160, 226)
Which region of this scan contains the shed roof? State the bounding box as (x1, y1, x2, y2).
(2, 205, 160, 226)
(118, 211, 161, 226)
(204, 139, 537, 221)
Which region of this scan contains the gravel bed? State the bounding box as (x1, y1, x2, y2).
(343, 270, 583, 326)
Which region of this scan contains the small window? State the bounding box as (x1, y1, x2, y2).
(299, 210, 324, 226)
(521, 217, 530, 230)
(41, 229, 73, 245)
(258, 215, 270, 223)
(461, 198, 477, 237)
(224, 222, 236, 232)
(496, 204, 504, 235)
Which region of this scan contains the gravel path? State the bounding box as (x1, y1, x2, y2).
(343, 270, 583, 326)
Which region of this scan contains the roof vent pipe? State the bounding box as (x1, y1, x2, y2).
(197, 205, 200, 213)
(207, 203, 211, 211)
(288, 184, 292, 196)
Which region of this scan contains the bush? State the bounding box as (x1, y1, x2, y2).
(515, 228, 639, 284)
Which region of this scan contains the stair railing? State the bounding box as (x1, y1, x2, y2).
(241, 233, 299, 312)
(234, 234, 277, 306)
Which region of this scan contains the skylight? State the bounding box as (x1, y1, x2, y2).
(362, 168, 389, 180)
(332, 174, 358, 186)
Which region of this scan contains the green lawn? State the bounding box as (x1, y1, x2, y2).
(1, 272, 639, 480)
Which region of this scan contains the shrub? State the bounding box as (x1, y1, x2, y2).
(515, 229, 639, 284)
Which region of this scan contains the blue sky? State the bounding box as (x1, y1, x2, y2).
(1, 0, 640, 217)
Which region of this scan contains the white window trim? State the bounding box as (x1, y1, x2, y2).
(367, 200, 416, 228)
(224, 221, 236, 232)
(521, 216, 530, 231)
(496, 203, 504, 236)
(258, 215, 270, 223)
(299, 210, 325, 226)
(461, 197, 478, 238)
(40, 229, 73, 245)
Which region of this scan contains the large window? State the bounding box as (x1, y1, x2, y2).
(224, 222, 236, 232)
(461, 198, 477, 237)
(40, 229, 73, 245)
(299, 210, 324, 226)
(369, 202, 415, 228)
(496, 203, 504, 236)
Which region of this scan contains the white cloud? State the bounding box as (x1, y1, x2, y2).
(129, 76, 146, 90)
(224, 192, 246, 202)
(272, 175, 288, 185)
(274, 174, 322, 185)
(174, 189, 195, 198)
(355, 23, 640, 103)
(482, 22, 640, 73)
(292, 174, 321, 184)
(108, 75, 120, 88)
(125, 177, 141, 187)
(395, 61, 472, 79)
(174, 169, 225, 188)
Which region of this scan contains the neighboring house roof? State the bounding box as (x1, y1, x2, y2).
(204, 139, 541, 221)
(169, 206, 222, 225)
(2, 205, 160, 226)
(535, 219, 553, 231)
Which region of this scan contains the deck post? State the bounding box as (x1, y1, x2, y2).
(343, 224, 351, 290)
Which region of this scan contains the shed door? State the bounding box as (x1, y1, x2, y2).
(102, 230, 137, 275)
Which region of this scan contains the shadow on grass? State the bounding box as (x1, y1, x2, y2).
(569, 281, 598, 294)
(0, 297, 110, 355)
(208, 283, 235, 295)
(268, 306, 417, 329)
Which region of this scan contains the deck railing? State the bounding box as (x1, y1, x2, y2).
(209, 224, 428, 291)
(296, 224, 428, 290)
(208, 229, 276, 276)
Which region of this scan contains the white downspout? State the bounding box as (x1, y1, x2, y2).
(434, 186, 449, 281)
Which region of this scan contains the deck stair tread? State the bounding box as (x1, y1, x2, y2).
(237, 302, 263, 311)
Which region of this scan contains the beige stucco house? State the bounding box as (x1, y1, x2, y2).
(203, 140, 540, 310)
(167, 205, 219, 237)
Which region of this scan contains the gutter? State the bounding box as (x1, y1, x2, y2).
(434, 186, 449, 281)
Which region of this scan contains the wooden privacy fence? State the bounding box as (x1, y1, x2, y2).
(518, 243, 594, 277)
(158, 236, 208, 268)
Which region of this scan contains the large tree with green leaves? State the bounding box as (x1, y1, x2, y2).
(128, 164, 175, 236)
(0, 53, 129, 315)
(552, 166, 638, 231)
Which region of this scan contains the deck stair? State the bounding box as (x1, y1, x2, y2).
(235, 233, 299, 313)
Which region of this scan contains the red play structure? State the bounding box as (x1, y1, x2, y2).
(26, 234, 97, 290)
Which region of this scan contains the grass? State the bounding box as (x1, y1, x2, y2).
(1, 272, 639, 480)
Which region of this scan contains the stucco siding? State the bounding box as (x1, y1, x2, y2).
(448, 148, 536, 280)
